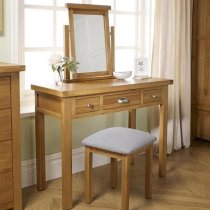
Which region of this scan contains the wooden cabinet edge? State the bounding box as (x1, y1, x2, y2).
(0, 64, 24, 209)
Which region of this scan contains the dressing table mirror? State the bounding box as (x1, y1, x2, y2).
(64, 3, 114, 82)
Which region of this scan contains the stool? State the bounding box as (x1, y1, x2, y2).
(82, 127, 156, 210)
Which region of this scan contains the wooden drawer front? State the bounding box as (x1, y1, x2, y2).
(75, 97, 100, 115)
(0, 173, 13, 207)
(103, 91, 141, 110)
(0, 109, 12, 142)
(37, 94, 61, 115)
(0, 141, 12, 173)
(0, 77, 11, 110)
(142, 88, 162, 104)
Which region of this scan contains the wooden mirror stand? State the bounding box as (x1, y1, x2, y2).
(63, 3, 115, 83)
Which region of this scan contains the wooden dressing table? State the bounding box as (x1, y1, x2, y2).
(32, 4, 173, 209)
(32, 77, 172, 209)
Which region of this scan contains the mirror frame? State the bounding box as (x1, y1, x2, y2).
(64, 3, 114, 82)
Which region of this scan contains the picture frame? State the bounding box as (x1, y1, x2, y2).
(134, 57, 149, 79)
(0, 0, 3, 32)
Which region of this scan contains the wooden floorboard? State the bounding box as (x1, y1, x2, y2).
(22, 139, 210, 210)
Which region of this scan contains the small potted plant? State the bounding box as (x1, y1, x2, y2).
(49, 54, 79, 85)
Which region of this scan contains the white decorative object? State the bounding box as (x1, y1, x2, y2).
(134, 57, 149, 79)
(113, 71, 132, 80)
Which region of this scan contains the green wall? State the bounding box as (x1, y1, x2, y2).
(1, 0, 148, 161)
(0, 0, 11, 62)
(20, 110, 148, 161)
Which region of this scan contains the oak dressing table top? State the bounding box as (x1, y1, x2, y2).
(31, 77, 173, 97)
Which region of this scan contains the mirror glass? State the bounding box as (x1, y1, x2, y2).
(74, 14, 107, 73)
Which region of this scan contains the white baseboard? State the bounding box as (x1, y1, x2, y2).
(21, 147, 110, 188)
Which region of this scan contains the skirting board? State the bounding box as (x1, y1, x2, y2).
(21, 146, 110, 188)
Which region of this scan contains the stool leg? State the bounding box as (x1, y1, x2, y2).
(110, 158, 117, 188)
(85, 147, 93, 203)
(121, 156, 129, 210)
(145, 144, 153, 199)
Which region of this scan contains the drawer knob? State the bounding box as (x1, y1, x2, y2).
(152, 95, 156, 99)
(87, 103, 94, 109)
(118, 97, 129, 104)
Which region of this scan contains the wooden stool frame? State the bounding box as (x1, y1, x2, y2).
(85, 144, 153, 210)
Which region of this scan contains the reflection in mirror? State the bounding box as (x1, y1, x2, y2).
(74, 14, 106, 73)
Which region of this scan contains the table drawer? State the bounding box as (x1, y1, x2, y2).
(0, 173, 13, 207)
(142, 88, 162, 104)
(0, 141, 12, 173)
(74, 97, 100, 115)
(0, 77, 11, 110)
(103, 91, 141, 110)
(0, 109, 12, 142)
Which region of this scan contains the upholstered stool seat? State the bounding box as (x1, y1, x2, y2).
(82, 127, 156, 210)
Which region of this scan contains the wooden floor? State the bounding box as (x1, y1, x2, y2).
(23, 139, 210, 210)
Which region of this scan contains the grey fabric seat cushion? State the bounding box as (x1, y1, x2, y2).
(82, 127, 156, 154)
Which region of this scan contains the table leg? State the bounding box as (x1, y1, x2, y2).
(129, 109, 136, 164)
(61, 98, 72, 209)
(129, 109, 136, 129)
(159, 86, 168, 177)
(35, 110, 46, 191)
